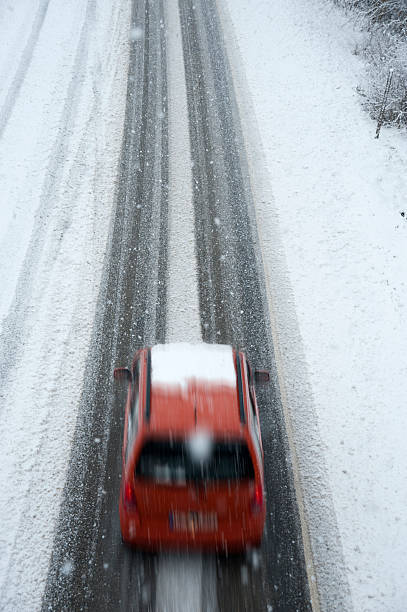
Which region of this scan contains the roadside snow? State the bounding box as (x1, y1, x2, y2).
(0, 1, 131, 609)
(220, 0, 407, 610)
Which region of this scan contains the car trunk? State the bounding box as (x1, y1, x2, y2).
(132, 438, 256, 530)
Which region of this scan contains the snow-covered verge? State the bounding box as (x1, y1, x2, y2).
(335, 0, 407, 131)
(220, 0, 407, 610)
(0, 1, 130, 609)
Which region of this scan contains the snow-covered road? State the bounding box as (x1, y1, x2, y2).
(2, 0, 406, 610)
(41, 0, 311, 610)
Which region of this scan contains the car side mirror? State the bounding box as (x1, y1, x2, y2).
(254, 369, 270, 383)
(113, 367, 132, 383)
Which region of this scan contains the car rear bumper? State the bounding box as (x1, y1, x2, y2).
(120, 510, 265, 551)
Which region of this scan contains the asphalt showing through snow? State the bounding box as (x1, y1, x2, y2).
(42, 0, 312, 610)
(42, 0, 167, 609)
(179, 0, 311, 609)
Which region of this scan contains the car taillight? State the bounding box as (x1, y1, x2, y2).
(123, 482, 137, 509)
(251, 483, 263, 514)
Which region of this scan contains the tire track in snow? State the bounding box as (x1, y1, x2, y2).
(0, 0, 50, 139)
(0, 1, 98, 603)
(0, 0, 96, 400)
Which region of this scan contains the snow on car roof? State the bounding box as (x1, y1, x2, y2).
(151, 343, 236, 389)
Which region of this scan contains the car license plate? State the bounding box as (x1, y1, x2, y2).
(169, 511, 217, 532)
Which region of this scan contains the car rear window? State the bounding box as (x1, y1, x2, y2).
(135, 439, 254, 484)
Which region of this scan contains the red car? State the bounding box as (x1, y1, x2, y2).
(114, 343, 269, 551)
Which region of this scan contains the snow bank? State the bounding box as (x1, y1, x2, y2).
(220, 0, 407, 610)
(0, 1, 131, 609)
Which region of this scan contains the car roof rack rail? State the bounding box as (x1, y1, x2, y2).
(235, 351, 246, 424)
(145, 348, 152, 423)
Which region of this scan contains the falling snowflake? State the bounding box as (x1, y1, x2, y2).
(129, 27, 143, 42)
(187, 430, 213, 463)
(60, 559, 74, 577)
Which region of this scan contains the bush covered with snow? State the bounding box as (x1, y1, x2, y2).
(337, 0, 407, 129)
